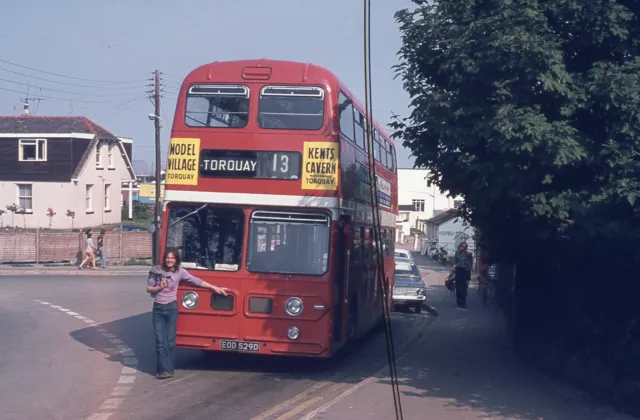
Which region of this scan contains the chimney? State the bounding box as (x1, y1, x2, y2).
(23, 103, 30, 116)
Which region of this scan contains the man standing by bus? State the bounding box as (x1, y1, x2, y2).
(453, 241, 473, 309)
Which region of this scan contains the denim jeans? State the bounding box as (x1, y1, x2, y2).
(152, 301, 178, 375)
(98, 247, 106, 267)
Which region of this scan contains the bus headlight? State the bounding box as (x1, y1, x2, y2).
(182, 291, 199, 309)
(287, 326, 300, 340)
(285, 297, 303, 316)
(416, 288, 426, 296)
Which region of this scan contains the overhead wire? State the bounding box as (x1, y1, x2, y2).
(0, 66, 149, 89)
(0, 86, 108, 103)
(0, 58, 148, 84)
(0, 76, 147, 98)
(362, 1, 404, 419)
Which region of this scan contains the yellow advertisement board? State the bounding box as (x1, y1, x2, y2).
(139, 183, 164, 200)
(302, 142, 339, 190)
(165, 138, 200, 185)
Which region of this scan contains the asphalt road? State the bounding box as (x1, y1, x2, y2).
(0, 275, 434, 420)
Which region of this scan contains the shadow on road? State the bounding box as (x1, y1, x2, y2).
(69, 310, 431, 382)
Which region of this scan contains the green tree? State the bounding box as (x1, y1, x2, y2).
(393, 0, 640, 413)
(393, 0, 640, 255)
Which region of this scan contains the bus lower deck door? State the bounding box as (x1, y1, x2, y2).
(333, 216, 352, 346)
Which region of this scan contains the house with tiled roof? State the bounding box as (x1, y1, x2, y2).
(0, 116, 136, 229)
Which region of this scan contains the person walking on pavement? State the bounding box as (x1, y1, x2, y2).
(147, 248, 231, 379)
(96, 229, 106, 268)
(78, 230, 96, 270)
(453, 241, 473, 308)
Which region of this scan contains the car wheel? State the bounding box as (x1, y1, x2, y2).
(415, 303, 422, 314)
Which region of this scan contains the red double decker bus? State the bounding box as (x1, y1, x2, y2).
(162, 59, 398, 358)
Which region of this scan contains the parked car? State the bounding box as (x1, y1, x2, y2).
(111, 224, 142, 232)
(394, 249, 414, 262)
(394, 257, 413, 266)
(392, 260, 426, 314)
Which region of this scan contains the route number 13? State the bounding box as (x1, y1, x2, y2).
(272, 154, 289, 173)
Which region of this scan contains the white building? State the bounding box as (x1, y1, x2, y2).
(396, 168, 462, 242)
(0, 116, 136, 229)
(424, 209, 476, 256)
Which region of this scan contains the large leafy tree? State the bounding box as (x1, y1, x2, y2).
(392, 0, 640, 258)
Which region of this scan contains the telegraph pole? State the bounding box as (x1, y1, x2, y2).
(153, 70, 162, 264)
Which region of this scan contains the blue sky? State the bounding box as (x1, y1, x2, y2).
(0, 0, 416, 171)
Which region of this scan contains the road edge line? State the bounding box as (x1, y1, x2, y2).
(298, 319, 437, 420)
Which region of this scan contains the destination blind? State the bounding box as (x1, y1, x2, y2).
(199, 150, 301, 179)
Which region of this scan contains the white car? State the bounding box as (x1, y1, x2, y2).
(394, 249, 414, 261)
(392, 260, 426, 313)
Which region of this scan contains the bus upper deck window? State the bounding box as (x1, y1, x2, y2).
(258, 86, 324, 130)
(185, 84, 250, 128)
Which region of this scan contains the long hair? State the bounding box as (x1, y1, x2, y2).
(162, 248, 182, 272)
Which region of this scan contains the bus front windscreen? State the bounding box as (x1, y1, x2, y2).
(246, 211, 330, 276)
(165, 204, 244, 271)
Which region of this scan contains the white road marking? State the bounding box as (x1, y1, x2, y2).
(86, 414, 112, 420)
(298, 323, 436, 420)
(111, 386, 132, 396)
(117, 376, 136, 384)
(122, 366, 137, 374)
(32, 299, 139, 420)
(99, 398, 124, 410)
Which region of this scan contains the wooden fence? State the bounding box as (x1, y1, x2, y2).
(0, 231, 152, 264)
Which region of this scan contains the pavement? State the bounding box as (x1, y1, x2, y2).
(0, 264, 150, 276)
(306, 250, 637, 420)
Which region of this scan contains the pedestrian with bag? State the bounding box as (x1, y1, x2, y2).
(453, 241, 473, 309)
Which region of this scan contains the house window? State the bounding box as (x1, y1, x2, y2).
(86, 184, 93, 211)
(104, 184, 111, 210)
(96, 141, 102, 167)
(17, 184, 33, 211)
(108, 143, 114, 167)
(412, 199, 425, 212)
(19, 139, 47, 161)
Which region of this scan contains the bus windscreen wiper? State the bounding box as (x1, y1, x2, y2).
(168, 203, 209, 228)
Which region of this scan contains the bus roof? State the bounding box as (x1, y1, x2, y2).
(181, 58, 395, 146)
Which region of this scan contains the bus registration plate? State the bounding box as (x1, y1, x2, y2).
(219, 340, 260, 352)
